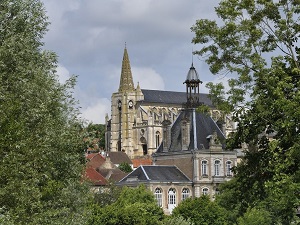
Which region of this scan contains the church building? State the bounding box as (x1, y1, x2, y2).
(105, 47, 236, 158)
(111, 47, 238, 213)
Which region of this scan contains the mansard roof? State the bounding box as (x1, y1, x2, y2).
(156, 110, 226, 153)
(141, 89, 213, 106)
(118, 165, 191, 184)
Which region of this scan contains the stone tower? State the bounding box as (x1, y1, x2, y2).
(109, 47, 143, 157)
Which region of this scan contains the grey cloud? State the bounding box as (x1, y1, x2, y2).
(41, 0, 219, 123)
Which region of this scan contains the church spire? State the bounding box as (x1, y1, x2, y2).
(118, 46, 134, 92)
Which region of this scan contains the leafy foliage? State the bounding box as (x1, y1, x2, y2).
(118, 162, 133, 173)
(0, 0, 91, 224)
(172, 195, 229, 225)
(93, 182, 122, 207)
(162, 215, 194, 225)
(84, 123, 106, 151)
(192, 0, 300, 224)
(88, 185, 164, 225)
(237, 207, 272, 225)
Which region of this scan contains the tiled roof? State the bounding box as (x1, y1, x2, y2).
(141, 89, 213, 106)
(86, 153, 106, 169)
(85, 153, 128, 183)
(131, 158, 152, 168)
(97, 157, 128, 182)
(110, 171, 129, 182)
(108, 152, 132, 165)
(98, 168, 128, 182)
(119, 165, 191, 183)
(86, 153, 98, 160)
(85, 167, 107, 186)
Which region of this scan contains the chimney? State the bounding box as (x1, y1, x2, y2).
(181, 117, 190, 150)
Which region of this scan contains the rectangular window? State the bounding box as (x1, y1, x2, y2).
(226, 161, 232, 176)
(155, 194, 162, 207)
(168, 189, 176, 205)
(202, 161, 207, 176)
(214, 160, 220, 176)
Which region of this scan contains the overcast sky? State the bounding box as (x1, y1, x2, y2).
(41, 0, 226, 124)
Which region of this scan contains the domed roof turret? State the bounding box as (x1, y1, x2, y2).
(184, 63, 200, 83)
(183, 62, 202, 108)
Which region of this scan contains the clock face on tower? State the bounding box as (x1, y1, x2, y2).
(128, 100, 133, 109)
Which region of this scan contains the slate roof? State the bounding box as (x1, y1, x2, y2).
(157, 110, 226, 152)
(193, 112, 225, 149)
(141, 89, 213, 106)
(119, 165, 191, 184)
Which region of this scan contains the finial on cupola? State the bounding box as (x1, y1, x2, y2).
(183, 56, 203, 108)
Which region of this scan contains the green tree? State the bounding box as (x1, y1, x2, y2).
(88, 185, 164, 225)
(0, 0, 91, 224)
(237, 207, 272, 225)
(84, 123, 106, 150)
(172, 195, 229, 225)
(93, 182, 122, 207)
(162, 215, 194, 225)
(191, 0, 300, 224)
(214, 179, 241, 224)
(118, 162, 133, 173)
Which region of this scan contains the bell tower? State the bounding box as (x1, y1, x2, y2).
(109, 46, 139, 158)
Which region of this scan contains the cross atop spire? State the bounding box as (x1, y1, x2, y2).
(118, 46, 134, 92)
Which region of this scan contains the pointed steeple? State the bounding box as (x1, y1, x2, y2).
(119, 46, 134, 92)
